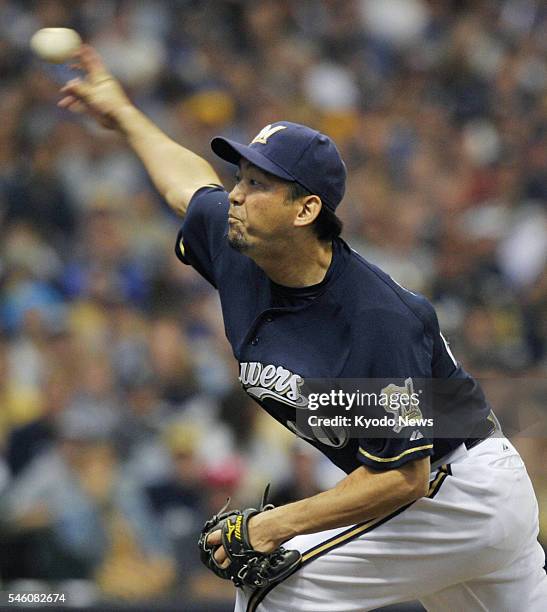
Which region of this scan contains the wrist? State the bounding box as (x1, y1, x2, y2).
(254, 506, 298, 549)
(110, 104, 140, 135)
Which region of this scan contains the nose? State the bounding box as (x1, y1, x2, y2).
(229, 182, 244, 207)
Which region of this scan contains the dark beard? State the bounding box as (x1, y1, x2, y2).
(228, 227, 249, 252)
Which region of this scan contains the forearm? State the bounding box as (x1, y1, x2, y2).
(113, 105, 221, 216)
(256, 458, 430, 546)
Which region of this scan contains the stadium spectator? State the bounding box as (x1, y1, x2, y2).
(0, 0, 545, 607)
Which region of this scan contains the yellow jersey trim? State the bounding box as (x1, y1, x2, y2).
(358, 444, 433, 463)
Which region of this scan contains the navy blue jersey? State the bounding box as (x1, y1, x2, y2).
(175, 186, 491, 474)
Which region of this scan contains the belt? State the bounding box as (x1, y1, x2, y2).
(464, 411, 501, 451)
(431, 411, 502, 471)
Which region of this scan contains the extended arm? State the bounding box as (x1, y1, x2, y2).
(58, 45, 221, 216)
(254, 456, 430, 547)
(208, 456, 430, 565)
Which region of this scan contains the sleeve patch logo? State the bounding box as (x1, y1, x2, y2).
(381, 378, 424, 433)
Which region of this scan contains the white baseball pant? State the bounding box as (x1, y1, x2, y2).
(236, 437, 547, 612)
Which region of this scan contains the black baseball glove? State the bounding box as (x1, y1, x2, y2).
(198, 484, 302, 588)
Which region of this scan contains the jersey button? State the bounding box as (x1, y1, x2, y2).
(265, 316, 273, 323)
(251, 337, 259, 346)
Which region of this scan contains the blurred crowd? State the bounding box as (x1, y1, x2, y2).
(0, 0, 546, 607)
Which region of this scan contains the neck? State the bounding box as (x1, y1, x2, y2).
(251, 235, 333, 287)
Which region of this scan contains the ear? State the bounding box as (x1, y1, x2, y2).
(293, 195, 322, 228)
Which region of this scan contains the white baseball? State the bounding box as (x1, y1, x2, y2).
(30, 28, 82, 64)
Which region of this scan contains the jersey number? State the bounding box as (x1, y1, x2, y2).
(285, 418, 349, 448)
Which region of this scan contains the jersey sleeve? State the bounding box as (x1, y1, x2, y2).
(356, 309, 435, 470)
(174, 185, 229, 288)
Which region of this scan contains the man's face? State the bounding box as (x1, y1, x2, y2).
(227, 160, 298, 253)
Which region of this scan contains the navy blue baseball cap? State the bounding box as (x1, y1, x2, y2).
(211, 121, 347, 211)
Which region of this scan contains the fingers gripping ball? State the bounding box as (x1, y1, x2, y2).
(30, 28, 82, 64)
(198, 485, 302, 588)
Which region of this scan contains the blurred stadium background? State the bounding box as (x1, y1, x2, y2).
(0, 0, 545, 610)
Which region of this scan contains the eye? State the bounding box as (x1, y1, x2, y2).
(249, 179, 261, 187)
